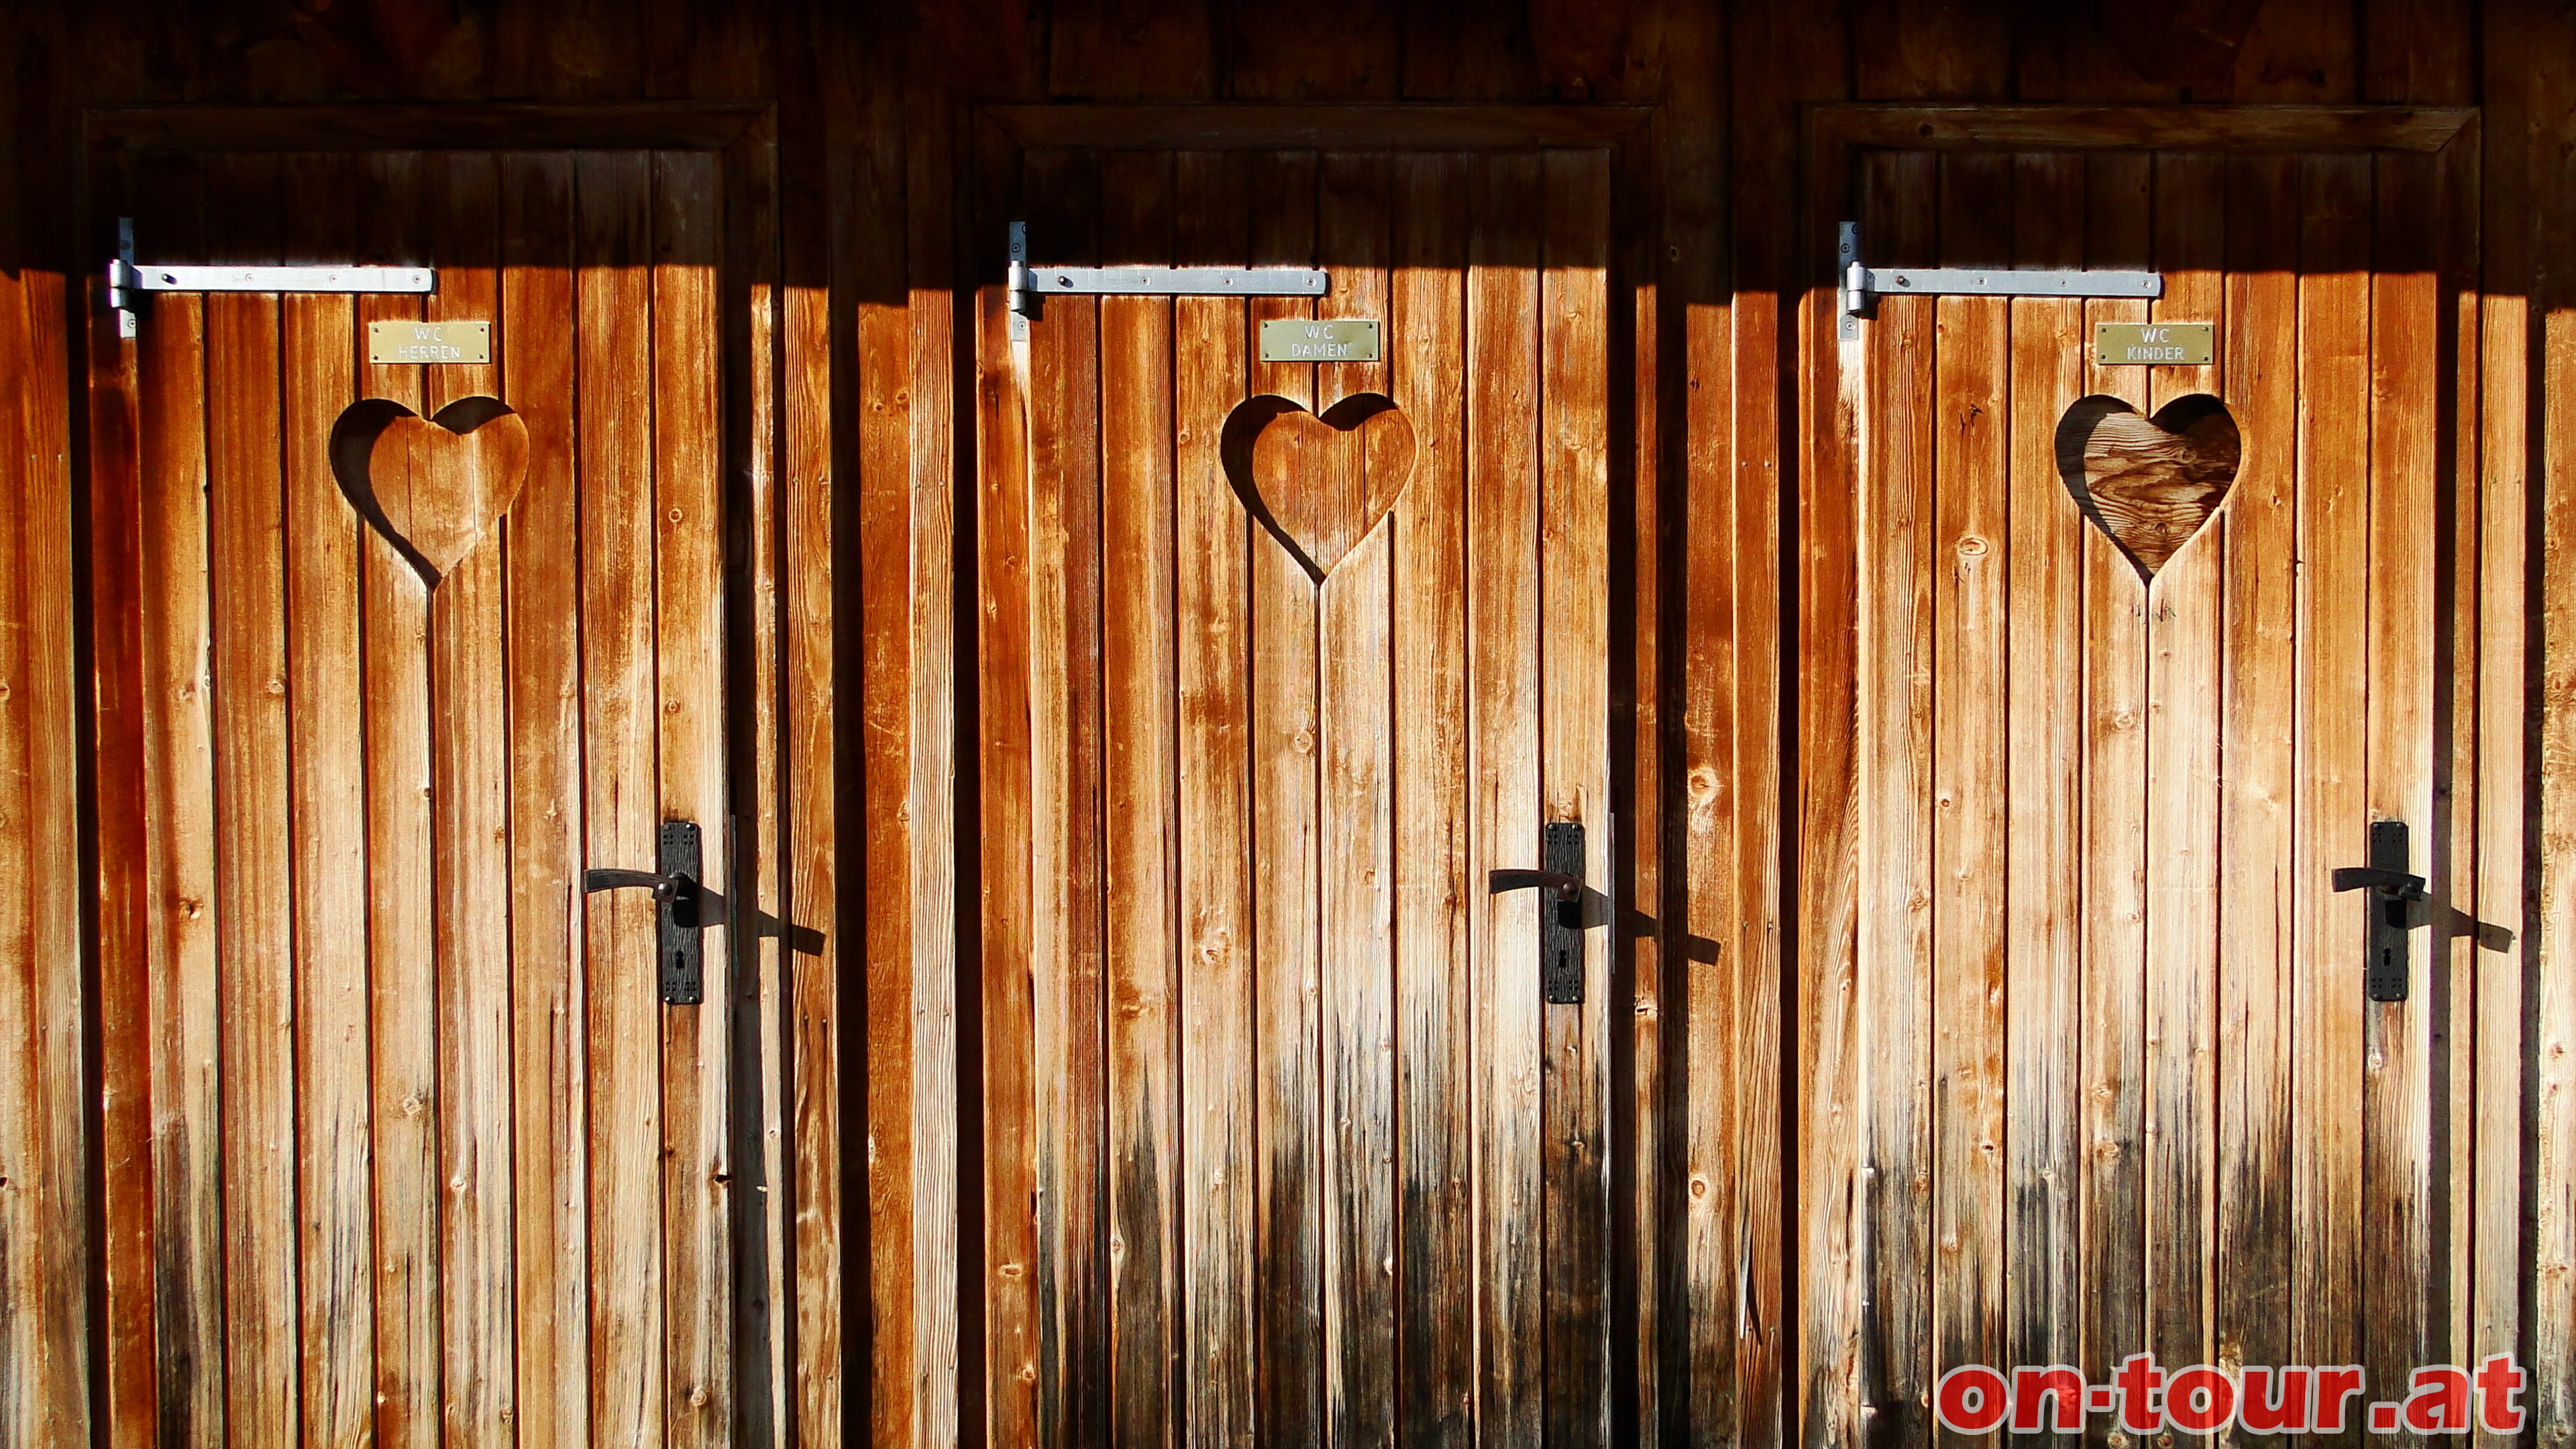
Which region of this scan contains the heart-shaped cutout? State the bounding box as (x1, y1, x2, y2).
(1221, 393, 1417, 580)
(2054, 393, 2240, 581)
(329, 396, 529, 587)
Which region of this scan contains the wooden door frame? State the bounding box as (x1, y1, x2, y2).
(1791, 100, 2496, 1449)
(78, 99, 790, 1449)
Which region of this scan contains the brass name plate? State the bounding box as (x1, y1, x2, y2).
(2094, 322, 2214, 366)
(368, 320, 490, 365)
(1258, 318, 1380, 363)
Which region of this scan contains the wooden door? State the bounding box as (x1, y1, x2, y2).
(976, 146, 1615, 1447)
(1820, 123, 2504, 1438)
(91, 147, 741, 1449)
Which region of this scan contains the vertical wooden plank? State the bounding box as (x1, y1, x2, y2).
(577, 148, 667, 1449)
(855, 68, 919, 1449)
(902, 85, 961, 1449)
(1248, 147, 1326, 1449)
(2142, 151, 2224, 1388)
(0, 46, 85, 1436)
(2538, 0, 2576, 1422)
(1788, 5, 1866, 1440)
(1173, 149, 1258, 1449)
(1929, 150, 2009, 1436)
(1021, 148, 1110, 1449)
(1095, 147, 1181, 1449)
(1388, 151, 1473, 1449)
(1855, 148, 1934, 1449)
(782, 28, 849, 1447)
(2472, 20, 2533, 1426)
(425, 148, 521, 1449)
(2291, 150, 2372, 1392)
(1466, 150, 1544, 1449)
(2002, 150, 2087, 1395)
(1316, 149, 1396, 1449)
(651, 146, 733, 1449)
(278, 151, 374, 1449)
(2214, 151, 2301, 1394)
(203, 150, 300, 1449)
(2079, 151, 2151, 1432)
(87, 145, 164, 1449)
(132, 157, 227, 1449)
(1316, 510, 1395, 1449)
(501, 148, 592, 1449)
(973, 264, 1040, 1449)
(2363, 146, 2440, 1403)
(357, 148, 441, 1449)
(1540, 146, 1613, 1449)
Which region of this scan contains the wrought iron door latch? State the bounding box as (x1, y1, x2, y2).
(1489, 821, 1588, 1004)
(2331, 818, 2427, 1004)
(584, 819, 708, 1006)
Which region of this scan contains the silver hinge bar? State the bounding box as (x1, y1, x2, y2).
(1838, 221, 2159, 337)
(108, 217, 435, 337)
(1007, 221, 1326, 319)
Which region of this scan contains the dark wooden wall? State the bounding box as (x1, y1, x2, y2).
(2, 2, 2570, 1447)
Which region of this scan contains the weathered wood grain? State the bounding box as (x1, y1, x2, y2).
(85, 145, 162, 1449)
(1929, 150, 2010, 1436)
(651, 146, 733, 1449)
(2002, 149, 2087, 1401)
(971, 266, 1041, 1449)
(278, 152, 376, 1449)
(575, 149, 668, 1449)
(1540, 146, 1614, 1449)
(1246, 147, 1328, 1449)
(2290, 150, 2372, 1386)
(1388, 150, 1474, 1449)
(356, 148, 442, 1449)
(2362, 146, 2441, 1412)
(1316, 150, 1398, 1449)
(423, 150, 522, 1449)
(204, 151, 301, 1449)
(2473, 21, 2534, 1439)
(1466, 150, 1545, 1449)
(133, 162, 228, 1449)
(1171, 148, 1259, 1449)
(498, 147, 592, 1449)
(2141, 150, 2223, 1395)
(1022, 147, 1110, 1449)
(2078, 150, 2153, 1424)
(2214, 150, 2300, 1395)
(1095, 146, 1182, 1449)
(1854, 148, 1935, 1449)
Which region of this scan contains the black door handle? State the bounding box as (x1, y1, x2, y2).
(1488, 822, 1587, 1004)
(584, 819, 706, 1006)
(2333, 819, 2422, 1002)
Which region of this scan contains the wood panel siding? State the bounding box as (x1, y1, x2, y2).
(1, 5, 2565, 1449)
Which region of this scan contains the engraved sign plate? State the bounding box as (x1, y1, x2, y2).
(1258, 318, 1381, 364)
(2094, 321, 2214, 366)
(368, 320, 491, 365)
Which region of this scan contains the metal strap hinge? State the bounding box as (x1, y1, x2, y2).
(107, 217, 435, 337)
(1006, 221, 1327, 319)
(1837, 220, 2160, 338)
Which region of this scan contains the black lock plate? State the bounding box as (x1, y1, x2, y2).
(2364, 818, 2410, 1004)
(659, 819, 704, 1006)
(1542, 821, 1585, 1004)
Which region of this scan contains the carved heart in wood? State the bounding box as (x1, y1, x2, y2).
(1221, 393, 1417, 580)
(329, 396, 529, 587)
(2054, 393, 2240, 581)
